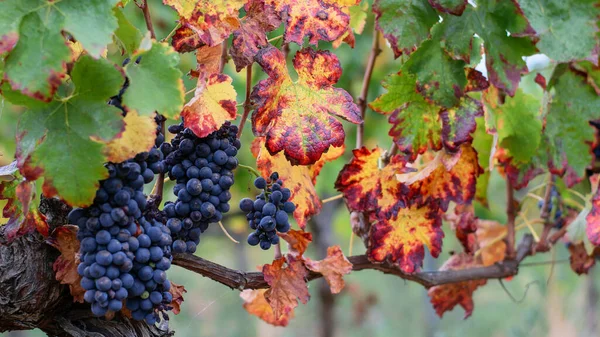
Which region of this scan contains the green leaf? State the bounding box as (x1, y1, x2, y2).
(545, 68, 600, 184)
(428, 0, 467, 15)
(55, 0, 120, 58)
(403, 25, 467, 108)
(472, 117, 493, 171)
(113, 7, 142, 56)
(0, 0, 43, 53)
(17, 56, 125, 206)
(0, 82, 48, 109)
(493, 89, 542, 163)
(373, 0, 438, 57)
(520, 0, 599, 62)
(123, 42, 184, 118)
(3, 12, 71, 102)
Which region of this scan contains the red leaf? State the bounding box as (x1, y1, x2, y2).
(47, 225, 85, 302)
(428, 253, 486, 318)
(278, 229, 313, 257)
(568, 243, 596, 275)
(304, 245, 352, 294)
(169, 281, 187, 314)
(263, 256, 310, 319)
(0, 177, 48, 242)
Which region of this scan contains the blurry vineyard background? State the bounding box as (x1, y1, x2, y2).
(0, 1, 597, 336)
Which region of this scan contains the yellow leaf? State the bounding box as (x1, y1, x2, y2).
(104, 111, 156, 163)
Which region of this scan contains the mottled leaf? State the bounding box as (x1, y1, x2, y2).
(241, 289, 293, 326)
(428, 253, 486, 318)
(304, 245, 353, 294)
(587, 184, 600, 246)
(278, 229, 313, 257)
(251, 46, 360, 165)
(104, 111, 157, 163)
(0, 0, 43, 53)
(373, 0, 438, 57)
(568, 242, 596, 275)
(440, 97, 484, 151)
(263, 256, 310, 319)
(182, 73, 237, 138)
(495, 148, 544, 190)
(47, 225, 84, 302)
(196, 44, 223, 75)
(123, 42, 185, 119)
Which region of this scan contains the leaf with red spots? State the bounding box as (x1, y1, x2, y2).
(168, 282, 187, 314)
(304, 245, 352, 294)
(368, 203, 443, 273)
(428, 253, 486, 318)
(397, 144, 482, 211)
(253, 137, 345, 227)
(267, 0, 359, 46)
(241, 289, 294, 326)
(279, 229, 313, 257)
(165, 0, 244, 47)
(568, 242, 596, 275)
(335, 147, 412, 217)
(0, 175, 48, 243)
(47, 225, 84, 303)
(428, 0, 467, 15)
(230, 0, 281, 71)
(182, 73, 237, 138)
(195, 44, 223, 75)
(263, 256, 310, 319)
(251, 46, 361, 165)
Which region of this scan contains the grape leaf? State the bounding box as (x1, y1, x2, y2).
(105, 111, 157, 163)
(47, 225, 84, 302)
(475, 220, 506, 266)
(428, 253, 486, 318)
(373, 0, 438, 57)
(568, 242, 596, 275)
(447, 204, 477, 253)
(165, 0, 244, 47)
(520, 0, 599, 62)
(171, 26, 202, 53)
(17, 56, 125, 206)
(397, 145, 482, 211)
(168, 282, 187, 315)
(545, 67, 600, 186)
(253, 137, 345, 227)
(182, 73, 237, 138)
(3, 12, 71, 102)
(587, 183, 600, 246)
(278, 229, 313, 257)
(0, 177, 48, 242)
(484, 87, 542, 164)
(195, 45, 223, 74)
(122, 42, 185, 119)
(495, 148, 544, 190)
(241, 289, 294, 326)
(428, 0, 467, 15)
(304, 245, 352, 294)
(263, 256, 310, 319)
(440, 97, 484, 151)
(0, 0, 43, 54)
(368, 202, 443, 273)
(251, 46, 361, 165)
(267, 0, 358, 45)
(335, 147, 412, 217)
(230, 0, 281, 71)
(113, 7, 142, 56)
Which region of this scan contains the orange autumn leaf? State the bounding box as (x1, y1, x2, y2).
(240, 289, 294, 326)
(182, 73, 237, 138)
(196, 44, 223, 74)
(104, 111, 156, 163)
(251, 46, 361, 165)
(428, 253, 486, 319)
(267, 0, 359, 45)
(253, 137, 345, 227)
(169, 281, 187, 315)
(304, 245, 352, 294)
(397, 144, 482, 210)
(475, 220, 507, 266)
(263, 256, 310, 319)
(278, 229, 313, 257)
(46, 225, 85, 303)
(165, 0, 243, 48)
(568, 243, 596, 275)
(368, 203, 443, 273)
(335, 147, 412, 218)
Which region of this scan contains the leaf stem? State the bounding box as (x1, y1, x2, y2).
(238, 164, 261, 178)
(321, 194, 343, 204)
(139, 0, 156, 39)
(267, 35, 283, 43)
(161, 22, 181, 43)
(356, 29, 381, 149)
(237, 65, 252, 138)
(218, 221, 240, 244)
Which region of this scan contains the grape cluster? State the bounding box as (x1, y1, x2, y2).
(71, 158, 173, 323)
(161, 121, 240, 253)
(239, 173, 295, 250)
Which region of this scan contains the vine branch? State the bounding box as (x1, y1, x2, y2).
(356, 29, 381, 149)
(139, 0, 156, 40)
(172, 234, 534, 290)
(237, 65, 252, 138)
(505, 179, 516, 258)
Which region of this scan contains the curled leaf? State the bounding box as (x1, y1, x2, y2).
(304, 245, 352, 294)
(278, 229, 313, 257)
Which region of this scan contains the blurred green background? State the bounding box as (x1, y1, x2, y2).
(1, 1, 598, 336)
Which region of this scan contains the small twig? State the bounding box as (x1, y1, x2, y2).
(506, 179, 517, 258)
(519, 211, 540, 242)
(161, 22, 181, 43)
(321, 194, 343, 204)
(217, 221, 239, 244)
(219, 42, 228, 73)
(139, 0, 156, 39)
(519, 259, 569, 267)
(237, 65, 252, 138)
(356, 29, 381, 149)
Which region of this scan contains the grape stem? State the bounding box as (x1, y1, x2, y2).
(237, 65, 252, 138)
(217, 221, 240, 244)
(238, 164, 261, 178)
